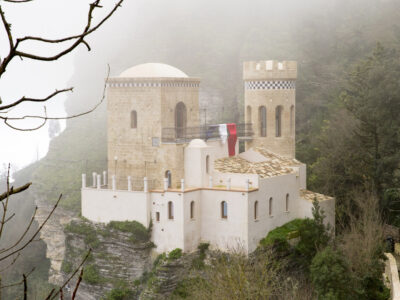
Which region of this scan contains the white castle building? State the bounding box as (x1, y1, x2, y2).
(81, 61, 335, 254)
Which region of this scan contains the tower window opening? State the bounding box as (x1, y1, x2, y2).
(259, 106, 267, 137)
(168, 201, 174, 220)
(130, 110, 137, 128)
(246, 105, 252, 124)
(275, 106, 283, 137)
(190, 201, 195, 219)
(254, 201, 258, 220)
(175, 102, 187, 138)
(269, 197, 273, 216)
(206, 155, 210, 174)
(221, 201, 228, 219)
(290, 105, 295, 136)
(156, 212, 160, 222)
(165, 170, 172, 188)
(286, 194, 289, 212)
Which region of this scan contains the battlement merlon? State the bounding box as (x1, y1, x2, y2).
(243, 60, 297, 81)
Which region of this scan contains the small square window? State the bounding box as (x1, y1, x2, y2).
(152, 137, 160, 147)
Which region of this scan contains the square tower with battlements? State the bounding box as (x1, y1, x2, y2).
(243, 60, 297, 158)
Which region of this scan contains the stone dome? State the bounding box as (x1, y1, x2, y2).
(119, 63, 188, 78)
(188, 139, 208, 148)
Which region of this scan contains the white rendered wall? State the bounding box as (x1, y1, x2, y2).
(213, 171, 259, 189)
(291, 163, 307, 190)
(199, 190, 249, 252)
(182, 190, 202, 252)
(247, 173, 299, 252)
(184, 139, 240, 189)
(297, 197, 335, 232)
(81, 188, 150, 226)
(184, 147, 205, 188)
(151, 192, 185, 253)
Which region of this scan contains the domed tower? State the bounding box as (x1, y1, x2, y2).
(243, 60, 297, 158)
(106, 63, 200, 189)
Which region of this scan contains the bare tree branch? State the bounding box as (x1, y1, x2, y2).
(72, 268, 84, 299)
(23, 274, 27, 300)
(0, 182, 31, 202)
(0, 88, 73, 111)
(0, 206, 37, 254)
(0, 65, 109, 131)
(49, 249, 92, 300)
(0, 194, 62, 262)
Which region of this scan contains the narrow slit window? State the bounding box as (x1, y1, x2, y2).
(269, 197, 273, 216)
(259, 106, 267, 137)
(168, 201, 174, 220)
(156, 212, 160, 222)
(221, 201, 227, 219)
(131, 110, 137, 128)
(275, 106, 283, 137)
(290, 105, 295, 136)
(254, 201, 258, 220)
(165, 170, 172, 188)
(190, 201, 195, 219)
(286, 194, 289, 212)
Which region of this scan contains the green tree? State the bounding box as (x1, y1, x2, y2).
(341, 43, 400, 204)
(310, 246, 352, 300)
(295, 199, 331, 268)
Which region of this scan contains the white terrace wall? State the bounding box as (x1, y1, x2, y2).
(81, 188, 150, 226)
(247, 173, 299, 252)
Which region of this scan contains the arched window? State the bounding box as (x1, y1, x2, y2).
(254, 201, 258, 220)
(175, 102, 187, 138)
(221, 201, 227, 219)
(275, 106, 283, 137)
(269, 197, 273, 216)
(130, 110, 137, 128)
(190, 201, 195, 219)
(259, 106, 267, 137)
(290, 105, 295, 136)
(168, 201, 174, 220)
(246, 105, 252, 124)
(286, 194, 289, 212)
(206, 155, 210, 174)
(165, 170, 172, 188)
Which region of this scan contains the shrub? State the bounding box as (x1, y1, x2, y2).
(310, 246, 352, 300)
(103, 282, 134, 300)
(168, 248, 183, 260)
(61, 260, 73, 274)
(65, 221, 100, 249)
(82, 264, 102, 284)
(153, 253, 166, 267)
(198, 242, 210, 254)
(259, 218, 304, 253)
(107, 221, 150, 243)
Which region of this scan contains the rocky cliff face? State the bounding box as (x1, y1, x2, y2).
(60, 219, 153, 299)
(33, 191, 75, 286)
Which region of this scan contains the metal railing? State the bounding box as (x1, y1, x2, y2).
(161, 123, 254, 143)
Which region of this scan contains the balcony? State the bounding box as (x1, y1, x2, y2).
(161, 123, 254, 144)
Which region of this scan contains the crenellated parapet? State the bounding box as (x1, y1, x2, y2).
(243, 60, 297, 81)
